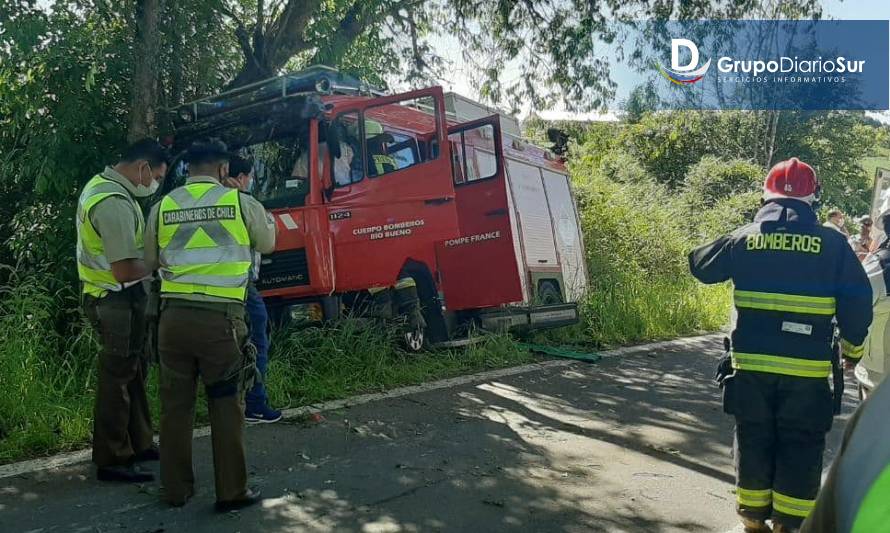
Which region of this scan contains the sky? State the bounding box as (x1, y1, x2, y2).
(428, 0, 890, 122)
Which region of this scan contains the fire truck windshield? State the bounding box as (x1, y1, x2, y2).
(241, 131, 314, 209)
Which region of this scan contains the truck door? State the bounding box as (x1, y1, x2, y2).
(436, 116, 524, 310)
(324, 87, 461, 291)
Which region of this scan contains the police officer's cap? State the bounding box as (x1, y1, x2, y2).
(184, 138, 237, 165)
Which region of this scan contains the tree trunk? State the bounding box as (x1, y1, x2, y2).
(128, 0, 164, 142)
(765, 110, 780, 169)
(228, 61, 275, 90)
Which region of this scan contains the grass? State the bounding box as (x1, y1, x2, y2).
(0, 275, 537, 464)
(861, 145, 890, 192)
(533, 274, 730, 348)
(0, 269, 97, 463)
(265, 320, 533, 409)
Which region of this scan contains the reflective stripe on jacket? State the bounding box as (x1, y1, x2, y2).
(690, 199, 873, 378)
(157, 182, 251, 301)
(76, 175, 144, 298)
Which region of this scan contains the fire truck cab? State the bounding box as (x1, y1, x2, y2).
(164, 66, 587, 348)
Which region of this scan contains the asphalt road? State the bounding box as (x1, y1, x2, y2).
(0, 335, 857, 533)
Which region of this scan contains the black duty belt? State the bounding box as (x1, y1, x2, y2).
(160, 297, 245, 319)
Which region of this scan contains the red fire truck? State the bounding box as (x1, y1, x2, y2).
(164, 66, 588, 348)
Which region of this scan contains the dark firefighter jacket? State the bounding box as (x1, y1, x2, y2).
(689, 199, 873, 378)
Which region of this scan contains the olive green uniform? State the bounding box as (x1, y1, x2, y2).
(801, 380, 890, 533)
(145, 176, 275, 504)
(78, 167, 154, 468)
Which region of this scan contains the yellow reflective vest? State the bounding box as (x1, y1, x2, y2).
(76, 175, 144, 298)
(157, 182, 252, 301)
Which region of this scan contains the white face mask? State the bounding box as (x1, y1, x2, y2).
(133, 164, 160, 198)
(133, 179, 160, 198)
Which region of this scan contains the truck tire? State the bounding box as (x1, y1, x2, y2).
(538, 280, 563, 305)
(320, 295, 342, 321)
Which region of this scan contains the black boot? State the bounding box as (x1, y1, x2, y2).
(132, 444, 160, 462)
(215, 488, 262, 513)
(97, 464, 154, 483)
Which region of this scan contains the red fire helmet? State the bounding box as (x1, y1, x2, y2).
(763, 157, 820, 204)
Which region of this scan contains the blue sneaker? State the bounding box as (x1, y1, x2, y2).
(245, 405, 283, 424)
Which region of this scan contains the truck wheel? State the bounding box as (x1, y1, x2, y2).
(320, 295, 341, 321)
(538, 281, 563, 305)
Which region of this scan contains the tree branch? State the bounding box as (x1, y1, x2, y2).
(406, 7, 427, 75)
(219, 2, 255, 59)
(253, 0, 266, 64)
(266, 0, 283, 34)
(218, 2, 246, 29)
(308, 1, 373, 66)
(267, 0, 319, 66)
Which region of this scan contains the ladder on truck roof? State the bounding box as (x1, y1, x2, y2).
(167, 65, 385, 126)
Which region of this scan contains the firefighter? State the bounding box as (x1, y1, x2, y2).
(348, 119, 396, 176)
(76, 139, 168, 482)
(799, 379, 890, 533)
(689, 157, 873, 533)
(144, 139, 276, 510)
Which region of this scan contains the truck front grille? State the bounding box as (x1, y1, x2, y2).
(256, 248, 310, 290)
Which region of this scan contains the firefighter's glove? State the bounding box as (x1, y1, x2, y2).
(714, 353, 733, 388)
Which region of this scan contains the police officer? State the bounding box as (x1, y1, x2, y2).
(800, 379, 890, 533)
(225, 156, 282, 424)
(144, 139, 276, 510)
(689, 158, 873, 533)
(76, 139, 167, 483)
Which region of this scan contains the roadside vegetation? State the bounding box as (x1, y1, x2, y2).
(528, 109, 888, 346)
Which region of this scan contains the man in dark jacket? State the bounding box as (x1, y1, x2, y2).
(689, 157, 873, 533)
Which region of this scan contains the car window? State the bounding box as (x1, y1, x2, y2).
(448, 123, 498, 185)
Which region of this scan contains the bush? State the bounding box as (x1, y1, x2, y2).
(566, 139, 733, 347)
(695, 191, 763, 242)
(597, 150, 650, 185)
(682, 156, 763, 210)
(0, 269, 97, 462)
(679, 156, 763, 240)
